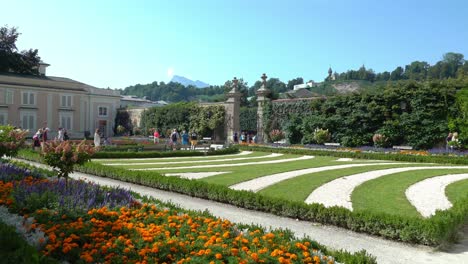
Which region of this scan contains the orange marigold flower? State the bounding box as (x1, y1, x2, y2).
(215, 253, 223, 260)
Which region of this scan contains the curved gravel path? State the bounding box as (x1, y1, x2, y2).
(406, 173, 468, 217)
(94, 151, 253, 162)
(230, 162, 410, 192)
(102, 153, 283, 166)
(164, 171, 230, 179)
(130, 155, 315, 170)
(305, 166, 468, 210)
(15, 159, 468, 264)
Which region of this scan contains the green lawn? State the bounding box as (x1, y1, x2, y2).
(258, 164, 419, 202)
(95, 151, 266, 164)
(446, 178, 468, 203)
(95, 150, 468, 218)
(352, 169, 468, 217)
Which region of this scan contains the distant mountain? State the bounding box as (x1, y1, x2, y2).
(170, 75, 210, 88)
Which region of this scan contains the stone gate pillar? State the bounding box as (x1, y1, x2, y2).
(225, 77, 241, 144)
(256, 73, 271, 144)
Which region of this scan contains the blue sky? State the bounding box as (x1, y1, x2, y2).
(2, 0, 468, 88)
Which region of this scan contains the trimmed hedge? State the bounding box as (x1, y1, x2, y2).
(240, 145, 468, 165)
(17, 147, 468, 246)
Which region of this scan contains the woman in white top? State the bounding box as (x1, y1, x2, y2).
(94, 129, 101, 147)
(57, 127, 64, 142)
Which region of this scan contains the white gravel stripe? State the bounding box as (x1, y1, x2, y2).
(406, 173, 468, 218)
(230, 163, 411, 192)
(164, 172, 230, 179)
(102, 153, 283, 166)
(94, 151, 253, 162)
(130, 155, 315, 171)
(306, 166, 468, 210)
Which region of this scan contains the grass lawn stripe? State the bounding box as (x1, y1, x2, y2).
(127, 155, 313, 170)
(94, 151, 260, 163)
(114, 154, 299, 169)
(352, 169, 468, 218)
(100, 153, 283, 166)
(307, 166, 468, 210)
(230, 162, 413, 192)
(445, 178, 468, 204)
(258, 164, 420, 202)
(187, 156, 344, 186)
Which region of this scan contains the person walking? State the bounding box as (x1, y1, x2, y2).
(181, 130, 189, 149)
(153, 129, 160, 144)
(94, 128, 101, 147)
(190, 131, 198, 150)
(57, 127, 64, 142)
(32, 128, 42, 150)
(170, 129, 179, 150)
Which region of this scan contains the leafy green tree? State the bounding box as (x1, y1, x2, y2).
(0, 25, 40, 75)
(286, 77, 304, 90)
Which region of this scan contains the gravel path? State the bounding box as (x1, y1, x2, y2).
(14, 159, 468, 264)
(305, 166, 468, 210)
(406, 173, 468, 217)
(102, 153, 283, 166)
(130, 155, 315, 170)
(164, 171, 230, 179)
(230, 162, 410, 192)
(94, 151, 253, 162)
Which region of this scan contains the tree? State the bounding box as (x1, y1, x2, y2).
(287, 77, 304, 90)
(0, 25, 41, 75)
(390, 66, 404, 80)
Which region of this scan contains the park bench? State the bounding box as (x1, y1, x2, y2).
(392, 145, 413, 150)
(209, 144, 224, 150)
(324, 143, 341, 147)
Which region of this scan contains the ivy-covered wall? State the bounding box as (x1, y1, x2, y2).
(262, 79, 466, 149)
(240, 107, 257, 131)
(141, 103, 225, 140)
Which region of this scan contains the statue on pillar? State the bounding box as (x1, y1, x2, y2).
(225, 77, 242, 145)
(256, 73, 271, 144)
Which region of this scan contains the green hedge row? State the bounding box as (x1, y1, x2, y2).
(241, 145, 468, 165)
(16, 148, 468, 246)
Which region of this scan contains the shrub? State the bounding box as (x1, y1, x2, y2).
(41, 141, 95, 187)
(372, 133, 389, 148)
(269, 129, 285, 142)
(313, 128, 331, 144)
(0, 125, 27, 158)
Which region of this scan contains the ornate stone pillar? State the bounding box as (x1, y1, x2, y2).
(225, 77, 241, 144)
(256, 73, 271, 144)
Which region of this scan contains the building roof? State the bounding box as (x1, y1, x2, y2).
(0, 72, 120, 97)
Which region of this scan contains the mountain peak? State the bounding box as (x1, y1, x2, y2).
(170, 75, 209, 88)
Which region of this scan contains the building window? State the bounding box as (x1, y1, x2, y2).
(5, 90, 13, 104)
(22, 91, 35, 105)
(98, 106, 108, 117)
(21, 112, 36, 130)
(59, 113, 73, 130)
(61, 95, 72, 108)
(0, 112, 7, 125)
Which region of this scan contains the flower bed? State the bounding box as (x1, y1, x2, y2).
(0, 161, 376, 263)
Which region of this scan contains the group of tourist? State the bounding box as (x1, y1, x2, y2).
(234, 131, 256, 144)
(32, 123, 70, 150)
(153, 128, 198, 150)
